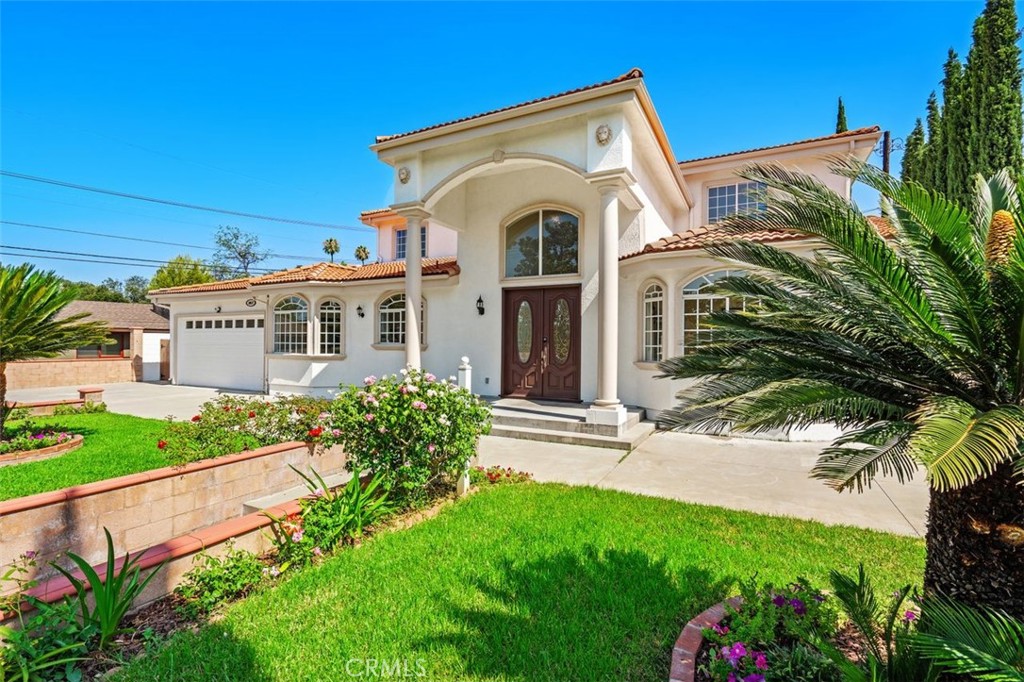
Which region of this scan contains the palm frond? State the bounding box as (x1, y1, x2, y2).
(811, 422, 918, 493)
(913, 597, 1024, 681)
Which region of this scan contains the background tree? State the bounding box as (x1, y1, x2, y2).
(921, 91, 945, 191)
(122, 275, 150, 303)
(150, 255, 215, 291)
(212, 226, 270, 279)
(941, 49, 971, 205)
(901, 119, 926, 183)
(322, 238, 340, 263)
(67, 279, 126, 302)
(835, 97, 848, 133)
(354, 245, 370, 265)
(658, 162, 1024, 618)
(0, 264, 109, 436)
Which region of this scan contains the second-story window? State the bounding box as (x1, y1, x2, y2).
(707, 181, 766, 224)
(395, 226, 428, 260)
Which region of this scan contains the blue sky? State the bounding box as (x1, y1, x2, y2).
(0, 1, 989, 283)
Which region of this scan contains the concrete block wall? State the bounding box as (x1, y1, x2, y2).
(6, 358, 135, 389)
(0, 442, 346, 587)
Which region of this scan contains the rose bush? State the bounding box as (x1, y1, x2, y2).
(323, 368, 491, 503)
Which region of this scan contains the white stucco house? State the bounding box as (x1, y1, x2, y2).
(149, 68, 881, 435)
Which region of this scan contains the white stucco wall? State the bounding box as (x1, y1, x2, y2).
(141, 332, 169, 382)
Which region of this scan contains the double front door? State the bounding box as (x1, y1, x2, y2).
(501, 285, 581, 401)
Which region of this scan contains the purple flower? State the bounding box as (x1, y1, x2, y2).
(903, 610, 917, 623)
(789, 598, 806, 615)
(753, 651, 768, 670)
(771, 594, 786, 608)
(743, 675, 765, 682)
(427, 443, 436, 454)
(22, 550, 36, 560)
(813, 594, 826, 603)
(712, 623, 730, 636)
(291, 530, 304, 543)
(721, 642, 747, 668)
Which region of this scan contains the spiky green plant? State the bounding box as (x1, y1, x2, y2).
(913, 597, 1024, 681)
(0, 264, 109, 438)
(657, 161, 1024, 616)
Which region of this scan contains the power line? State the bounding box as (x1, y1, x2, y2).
(0, 244, 279, 273)
(0, 220, 322, 262)
(0, 251, 174, 270)
(1, 170, 373, 232)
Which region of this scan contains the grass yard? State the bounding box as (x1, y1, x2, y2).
(0, 412, 167, 501)
(118, 483, 925, 682)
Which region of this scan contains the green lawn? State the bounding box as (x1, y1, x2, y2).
(0, 412, 168, 501)
(118, 484, 925, 682)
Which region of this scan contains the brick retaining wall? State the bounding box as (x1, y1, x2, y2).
(0, 442, 346, 587)
(7, 358, 135, 389)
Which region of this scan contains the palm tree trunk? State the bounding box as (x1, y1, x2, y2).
(925, 463, 1024, 618)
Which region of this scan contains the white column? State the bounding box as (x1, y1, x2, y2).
(587, 185, 627, 428)
(404, 214, 424, 370)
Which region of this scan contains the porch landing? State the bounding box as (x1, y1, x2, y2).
(487, 398, 655, 451)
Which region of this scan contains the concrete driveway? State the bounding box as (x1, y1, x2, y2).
(6, 381, 263, 421)
(478, 431, 928, 538)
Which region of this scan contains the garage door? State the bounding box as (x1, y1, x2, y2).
(176, 316, 265, 391)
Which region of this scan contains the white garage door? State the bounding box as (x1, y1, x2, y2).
(177, 316, 265, 391)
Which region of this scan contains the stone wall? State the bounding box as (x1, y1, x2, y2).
(6, 358, 135, 389)
(0, 442, 346, 586)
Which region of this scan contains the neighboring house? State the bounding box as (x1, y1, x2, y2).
(7, 301, 171, 389)
(149, 68, 881, 434)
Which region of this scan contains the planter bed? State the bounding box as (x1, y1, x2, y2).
(670, 598, 742, 682)
(0, 434, 83, 467)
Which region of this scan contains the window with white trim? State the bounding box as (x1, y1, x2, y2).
(273, 296, 308, 354)
(319, 300, 343, 355)
(378, 293, 425, 345)
(707, 181, 766, 224)
(681, 271, 747, 354)
(395, 226, 428, 260)
(641, 283, 665, 362)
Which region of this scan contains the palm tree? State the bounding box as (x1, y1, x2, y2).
(322, 238, 340, 263)
(658, 161, 1024, 618)
(354, 245, 370, 266)
(0, 264, 109, 436)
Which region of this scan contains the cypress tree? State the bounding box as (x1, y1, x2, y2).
(835, 97, 848, 133)
(968, 0, 1023, 178)
(921, 91, 945, 191)
(942, 49, 971, 203)
(902, 118, 926, 183)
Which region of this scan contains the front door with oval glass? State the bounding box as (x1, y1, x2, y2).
(501, 286, 581, 401)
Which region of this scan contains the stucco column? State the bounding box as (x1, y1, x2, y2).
(596, 186, 620, 407)
(400, 209, 429, 370)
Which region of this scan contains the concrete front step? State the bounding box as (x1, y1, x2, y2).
(488, 421, 656, 451)
(492, 408, 644, 437)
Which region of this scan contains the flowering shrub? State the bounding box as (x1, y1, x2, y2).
(469, 465, 533, 486)
(157, 395, 332, 466)
(324, 368, 491, 503)
(0, 422, 75, 455)
(174, 543, 266, 620)
(701, 575, 839, 682)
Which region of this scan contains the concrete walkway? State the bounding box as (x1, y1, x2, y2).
(10, 382, 928, 537)
(7, 382, 263, 421)
(478, 431, 928, 538)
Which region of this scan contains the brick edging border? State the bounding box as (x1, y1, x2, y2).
(0, 435, 84, 468)
(668, 597, 742, 682)
(0, 441, 309, 516)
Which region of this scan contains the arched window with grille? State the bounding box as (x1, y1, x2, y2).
(640, 282, 665, 362)
(377, 293, 425, 345)
(273, 296, 309, 354)
(318, 300, 344, 355)
(681, 270, 746, 354)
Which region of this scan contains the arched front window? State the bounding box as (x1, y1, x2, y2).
(319, 300, 343, 355)
(378, 293, 425, 345)
(505, 209, 579, 278)
(273, 296, 308, 354)
(641, 282, 665, 362)
(681, 270, 746, 354)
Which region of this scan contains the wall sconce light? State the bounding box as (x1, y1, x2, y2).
(476, 296, 485, 316)
(356, 305, 365, 318)
(214, 306, 221, 313)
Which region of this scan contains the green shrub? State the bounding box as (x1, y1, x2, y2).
(4, 407, 29, 422)
(174, 544, 265, 620)
(265, 468, 392, 573)
(51, 528, 166, 650)
(52, 401, 107, 416)
(325, 368, 491, 503)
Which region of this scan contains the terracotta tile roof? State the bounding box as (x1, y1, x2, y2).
(359, 207, 393, 217)
(56, 301, 170, 331)
(866, 215, 896, 238)
(677, 126, 882, 166)
(622, 224, 807, 259)
(151, 258, 460, 296)
(375, 68, 645, 144)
